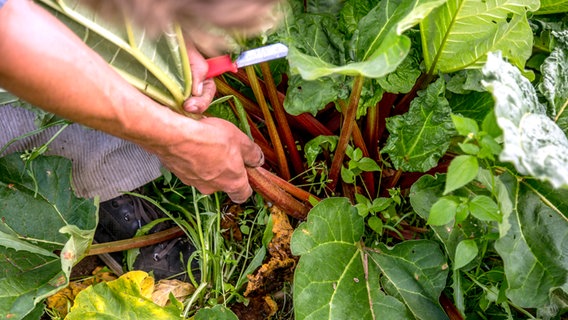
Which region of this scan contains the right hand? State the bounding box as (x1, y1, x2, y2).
(146, 115, 264, 203)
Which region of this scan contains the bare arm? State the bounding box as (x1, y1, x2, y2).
(0, 0, 263, 202)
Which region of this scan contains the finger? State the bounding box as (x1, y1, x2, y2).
(183, 79, 216, 113)
(186, 43, 209, 95)
(226, 179, 253, 204)
(242, 141, 265, 168)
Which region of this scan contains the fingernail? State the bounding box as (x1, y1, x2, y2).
(186, 101, 200, 113)
(196, 82, 203, 96)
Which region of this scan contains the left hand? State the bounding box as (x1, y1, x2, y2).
(183, 43, 216, 114)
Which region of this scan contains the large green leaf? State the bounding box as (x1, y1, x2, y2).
(66, 271, 182, 319)
(420, 0, 539, 73)
(0, 154, 96, 320)
(291, 197, 449, 319)
(36, 0, 191, 110)
(482, 52, 568, 188)
(368, 241, 449, 320)
(382, 78, 455, 172)
(537, 0, 568, 15)
(287, 0, 445, 80)
(539, 30, 568, 135)
(494, 179, 568, 310)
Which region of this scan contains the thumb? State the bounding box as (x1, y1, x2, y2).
(242, 141, 264, 168)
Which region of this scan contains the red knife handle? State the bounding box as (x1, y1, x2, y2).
(206, 55, 238, 78)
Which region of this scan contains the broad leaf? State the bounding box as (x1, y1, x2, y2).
(368, 241, 449, 320)
(287, 0, 445, 80)
(37, 0, 190, 110)
(382, 78, 455, 172)
(66, 271, 182, 319)
(421, 0, 539, 73)
(537, 0, 568, 15)
(482, 52, 568, 188)
(195, 305, 238, 320)
(0, 154, 96, 320)
(539, 30, 568, 135)
(453, 239, 478, 270)
(292, 197, 449, 319)
(494, 179, 568, 310)
(444, 155, 479, 194)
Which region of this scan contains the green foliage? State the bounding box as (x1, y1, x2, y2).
(420, 0, 539, 73)
(66, 271, 182, 319)
(0, 154, 97, 320)
(292, 198, 449, 319)
(382, 78, 456, 172)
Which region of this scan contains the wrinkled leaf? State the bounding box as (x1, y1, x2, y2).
(37, 0, 190, 110)
(66, 271, 182, 319)
(539, 30, 568, 135)
(0, 154, 96, 320)
(368, 241, 449, 320)
(287, 0, 445, 80)
(482, 52, 568, 188)
(421, 0, 539, 73)
(494, 180, 568, 309)
(383, 78, 455, 172)
(537, 0, 568, 15)
(284, 75, 346, 116)
(292, 197, 449, 319)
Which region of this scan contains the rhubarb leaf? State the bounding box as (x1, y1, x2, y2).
(0, 154, 96, 320)
(494, 179, 568, 309)
(37, 0, 190, 110)
(292, 197, 449, 319)
(482, 52, 568, 188)
(539, 30, 568, 135)
(286, 0, 445, 80)
(382, 78, 455, 172)
(537, 0, 568, 15)
(421, 0, 539, 73)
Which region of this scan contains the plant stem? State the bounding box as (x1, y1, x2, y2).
(86, 226, 185, 255)
(327, 76, 365, 191)
(247, 167, 309, 220)
(257, 167, 319, 203)
(231, 70, 334, 137)
(260, 62, 305, 176)
(246, 66, 291, 180)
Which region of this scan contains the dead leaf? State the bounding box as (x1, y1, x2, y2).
(244, 207, 297, 297)
(152, 279, 195, 307)
(45, 266, 117, 317)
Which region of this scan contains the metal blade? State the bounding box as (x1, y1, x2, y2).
(234, 43, 288, 68)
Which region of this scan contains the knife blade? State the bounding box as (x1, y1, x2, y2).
(205, 43, 288, 78)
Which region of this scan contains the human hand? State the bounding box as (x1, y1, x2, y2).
(183, 43, 216, 114)
(148, 116, 264, 203)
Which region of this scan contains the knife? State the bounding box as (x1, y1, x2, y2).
(205, 43, 288, 78)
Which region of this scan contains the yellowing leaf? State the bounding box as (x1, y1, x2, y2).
(66, 271, 182, 320)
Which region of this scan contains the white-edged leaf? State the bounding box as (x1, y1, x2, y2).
(482, 52, 568, 188)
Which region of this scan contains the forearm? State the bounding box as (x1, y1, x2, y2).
(0, 0, 187, 149)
